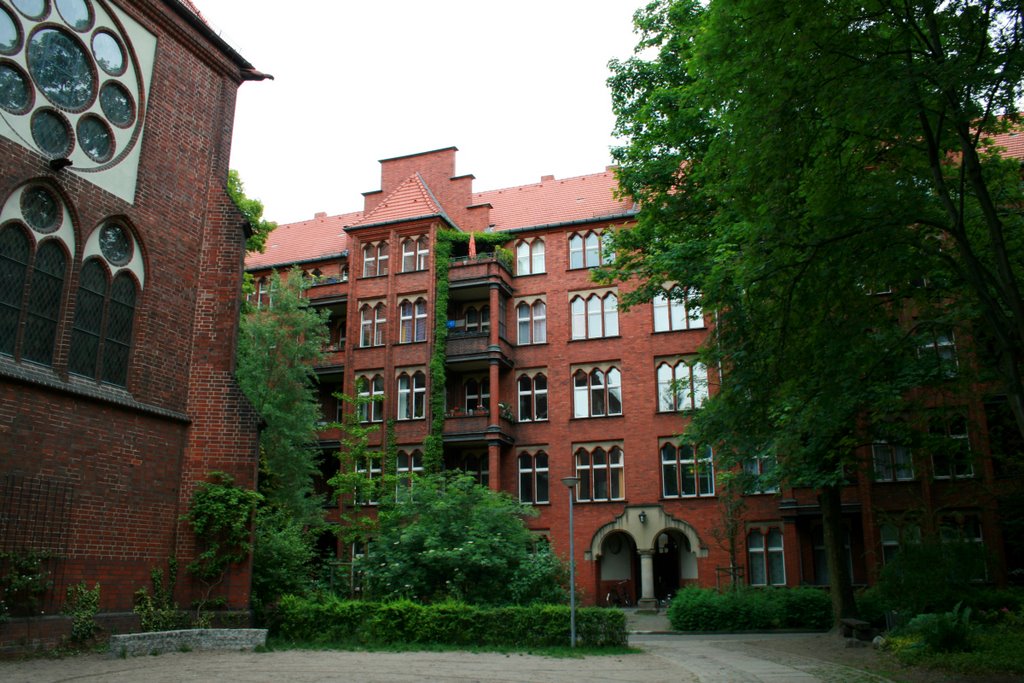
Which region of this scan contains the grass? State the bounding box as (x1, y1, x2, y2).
(262, 636, 640, 658)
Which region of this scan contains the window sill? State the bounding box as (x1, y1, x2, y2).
(515, 271, 547, 278)
(517, 341, 548, 347)
(359, 273, 389, 280)
(569, 335, 621, 342)
(517, 418, 549, 424)
(653, 327, 706, 334)
(397, 268, 428, 275)
(570, 414, 624, 421)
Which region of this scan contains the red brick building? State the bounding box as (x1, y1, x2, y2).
(0, 0, 262, 644)
(246, 145, 1024, 608)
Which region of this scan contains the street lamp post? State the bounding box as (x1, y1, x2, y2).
(561, 475, 580, 648)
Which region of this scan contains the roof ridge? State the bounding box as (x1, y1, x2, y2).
(351, 173, 444, 228)
(473, 168, 617, 196)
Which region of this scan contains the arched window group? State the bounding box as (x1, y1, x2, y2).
(401, 236, 429, 272)
(656, 360, 709, 411)
(464, 377, 490, 412)
(660, 442, 714, 498)
(357, 374, 384, 423)
(398, 297, 428, 343)
(516, 300, 546, 344)
(653, 287, 704, 331)
(0, 183, 142, 388)
(361, 241, 389, 277)
(464, 304, 489, 334)
(396, 370, 426, 420)
(572, 366, 622, 418)
(574, 445, 624, 502)
(518, 450, 549, 504)
(515, 239, 545, 275)
(359, 302, 386, 347)
(568, 230, 612, 269)
(570, 292, 617, 340)
(517, 372, 548, 422)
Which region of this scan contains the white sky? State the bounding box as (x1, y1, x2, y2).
(193, 0, 644, 225)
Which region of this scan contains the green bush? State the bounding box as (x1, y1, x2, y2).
(877, 541, 988, 615)
(252, 508, 316, 611)
(901, 602, 974, 654)
(65, 582, 101, 644)
(273, 595, 626, 648)
(667, 587, 831, 631)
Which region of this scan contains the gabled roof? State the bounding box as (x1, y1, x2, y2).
(246, 210, 361, 270)
(349, 173, 448, 229)
(476, 168, 635, 232)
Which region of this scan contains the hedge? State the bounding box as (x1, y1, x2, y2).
(666, 586, 831, 631)
(273, 595, 626, 648)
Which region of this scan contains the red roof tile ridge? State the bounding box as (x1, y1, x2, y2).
(351, 173, 444, 227)
(474, 168, 618, 196)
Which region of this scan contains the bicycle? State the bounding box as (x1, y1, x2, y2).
(605, 580, 632, 607)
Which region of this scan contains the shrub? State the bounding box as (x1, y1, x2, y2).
(667, 587, 830, 631)
(252, 508, 315, 611)
(272, 595, 626, 648)
(0, 550, 54, 618)
(902, 602, 974, 654)
(65, 581, 101, 644)
(877, 540, 988, 615)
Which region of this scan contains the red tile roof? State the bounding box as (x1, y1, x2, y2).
(246, 210, 361, 269)
(350, 174, 446, 228)
(477, 168, 635, 232)
(988, 128, 1024, 159)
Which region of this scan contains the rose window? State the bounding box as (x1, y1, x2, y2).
(0, 0, 145, 170)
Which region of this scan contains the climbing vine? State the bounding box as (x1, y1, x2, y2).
(424, 232, 453, 472)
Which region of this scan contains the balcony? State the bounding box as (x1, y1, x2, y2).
(315, 340, 345, 372)
(447, 254, 512, 293)
(306, 277, 348, 301)
(445, 331, 513, 368)
(442, 409, 514, 446)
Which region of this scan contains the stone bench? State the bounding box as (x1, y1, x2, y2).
(839, 617, 873, 641)
(108, 628, 267, 658)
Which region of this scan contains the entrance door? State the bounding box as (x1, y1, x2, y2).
(653, 532, 678, 601)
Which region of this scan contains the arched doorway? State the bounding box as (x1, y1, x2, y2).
(599, 531, 637, 606)
(652, 530, 696, 601)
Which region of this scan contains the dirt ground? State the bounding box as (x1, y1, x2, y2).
(0, 630, 1020, 682)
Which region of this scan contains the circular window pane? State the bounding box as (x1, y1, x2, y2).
(30, 109, 71, 157)
(55, 0, 90, 31)
(99, 81, 133, 127)
(0, 63, 30, 113)
(77, 115, 111, 161)
(91, 31, 123, 74)
(21, 186, 60, 233)
(12, 0, 47, 20)
(28, 28, 95, 111)
(99, 223, 131, 265)
(0, 8, 19, 54)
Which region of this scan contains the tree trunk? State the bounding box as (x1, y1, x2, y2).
(820, 485, 857, 623)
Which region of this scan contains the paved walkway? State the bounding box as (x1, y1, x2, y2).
(0, 612, 893, 683)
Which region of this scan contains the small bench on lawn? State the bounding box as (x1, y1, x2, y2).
(839, 617, 873, 641)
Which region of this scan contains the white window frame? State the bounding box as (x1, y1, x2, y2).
(518, 450, 549, 504)
(573, 445, 625, 502)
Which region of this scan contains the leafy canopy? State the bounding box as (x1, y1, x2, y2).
(236, 269, 329, 525)
(228, 169, 276, 254)
(358, 474, 568, 606)
(605, 0, 1024, 618)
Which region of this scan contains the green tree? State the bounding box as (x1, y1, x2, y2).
(606, 0, 1024, 620)
(357, 474, 567, 606)
(228, 169, 276, 254)
(236, 269, 329, 524)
